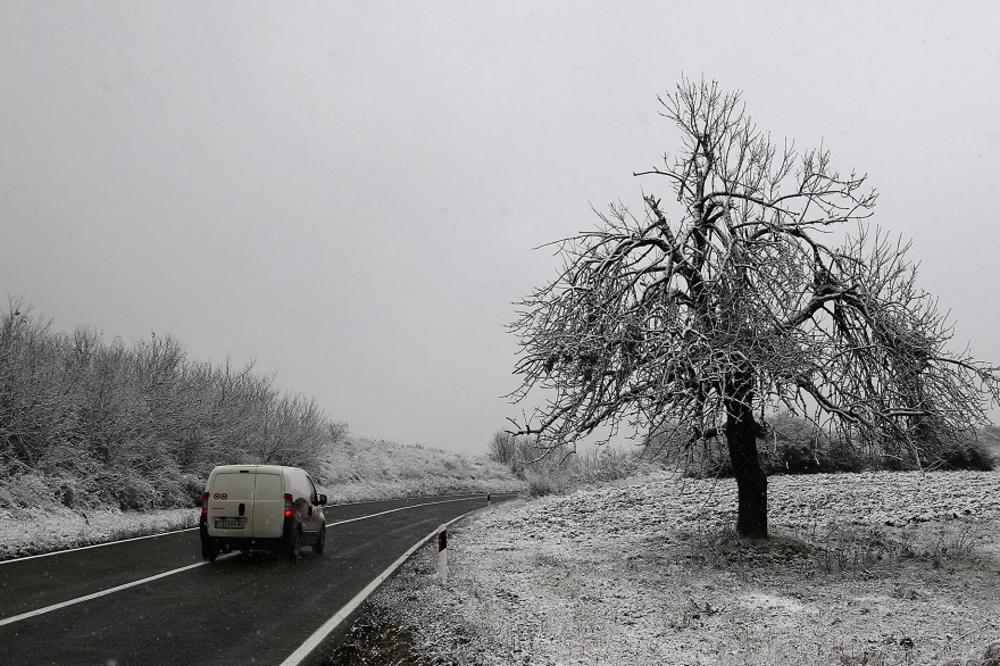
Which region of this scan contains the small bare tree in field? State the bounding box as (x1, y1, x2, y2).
(510, 79, 1000, 538)
(488, 431, 519, 466)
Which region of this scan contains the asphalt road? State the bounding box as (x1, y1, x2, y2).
(0, 494, 504, 665)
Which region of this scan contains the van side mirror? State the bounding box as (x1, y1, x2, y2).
(317, 494, 328, 506)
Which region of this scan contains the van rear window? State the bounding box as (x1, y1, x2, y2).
(253, 473, 282, 500)
(212, 472, 255, 499)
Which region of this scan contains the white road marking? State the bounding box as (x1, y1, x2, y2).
(0, 526, 199, 566)
(0, 497, 489, 627)
(0, 494, 493, 566)
(320, 492, 492, 509)
(279, 510, 475, 666)
(0, 554, 236, 628)
(324, 495, 482, 528)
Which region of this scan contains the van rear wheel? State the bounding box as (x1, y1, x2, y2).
(201, 541, 217, 562)
(287, 527, 301, 563)
(313, 526, 326, 555)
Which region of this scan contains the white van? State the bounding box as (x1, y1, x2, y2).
(199, 464, 327, 562)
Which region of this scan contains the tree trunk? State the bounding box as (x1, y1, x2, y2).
(725, 379, 768, 539)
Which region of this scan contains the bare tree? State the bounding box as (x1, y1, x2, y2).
(488, 431, 518, 466)
(510, 79, 1000, 538)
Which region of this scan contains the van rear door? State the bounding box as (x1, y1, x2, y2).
(207, 470, 256, 537)
(251, 472, 285, 538)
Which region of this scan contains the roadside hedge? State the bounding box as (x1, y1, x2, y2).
(0, 303, 344, 512)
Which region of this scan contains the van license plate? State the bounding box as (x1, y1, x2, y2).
(214, 518, 246, 529)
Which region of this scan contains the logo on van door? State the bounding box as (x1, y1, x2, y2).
(212, 492, 228, 500)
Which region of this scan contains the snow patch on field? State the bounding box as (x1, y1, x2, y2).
(738, 591, 809, 616)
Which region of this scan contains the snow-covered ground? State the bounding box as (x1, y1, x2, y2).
(335, 471, 1000, 666)
(0, 506, 197, 560)
(318, 435, 526, 503)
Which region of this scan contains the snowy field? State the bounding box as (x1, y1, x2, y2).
(333, 471, 1000, 666)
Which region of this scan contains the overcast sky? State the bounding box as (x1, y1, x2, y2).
(2, 2, 999, 453)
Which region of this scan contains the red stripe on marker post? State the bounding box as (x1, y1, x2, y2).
(436, 529, 448, 582)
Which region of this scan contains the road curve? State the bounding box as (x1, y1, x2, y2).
(0, 494, 505, 665)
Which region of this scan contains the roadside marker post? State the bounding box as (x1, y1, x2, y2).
(280, 511, 474, 666)
(437, 529, 448, 583)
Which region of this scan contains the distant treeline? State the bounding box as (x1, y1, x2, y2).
(0, 302, 344, 512)
(650, 412, 998, 478)
(489, 411, 997, 492)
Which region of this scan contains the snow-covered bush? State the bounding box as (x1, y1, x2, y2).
(0, 302, 338, 512)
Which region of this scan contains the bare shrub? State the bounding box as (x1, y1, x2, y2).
(488, 431, 519, 466)
(525, 471, 564, 497)
(0, 301, 345, 511)
(488, 428, 655, 495)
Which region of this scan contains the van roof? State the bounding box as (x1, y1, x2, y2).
(211, 464, 303, 475)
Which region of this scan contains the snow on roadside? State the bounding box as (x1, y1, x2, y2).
(0, 506, 198, 561)
(319, 477, 526, 505)
(342, 470, 1000, 666)
(1, 435, 525, 561)
(318, 436, 527, 504)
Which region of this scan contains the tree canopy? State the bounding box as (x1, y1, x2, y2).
(510, 79, 1000, 537)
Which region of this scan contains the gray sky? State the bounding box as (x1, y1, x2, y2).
(2, 2, 999, 453)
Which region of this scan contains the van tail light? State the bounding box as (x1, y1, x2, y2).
(201, 492, 209, 519)
(284, 493, 293, 519)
